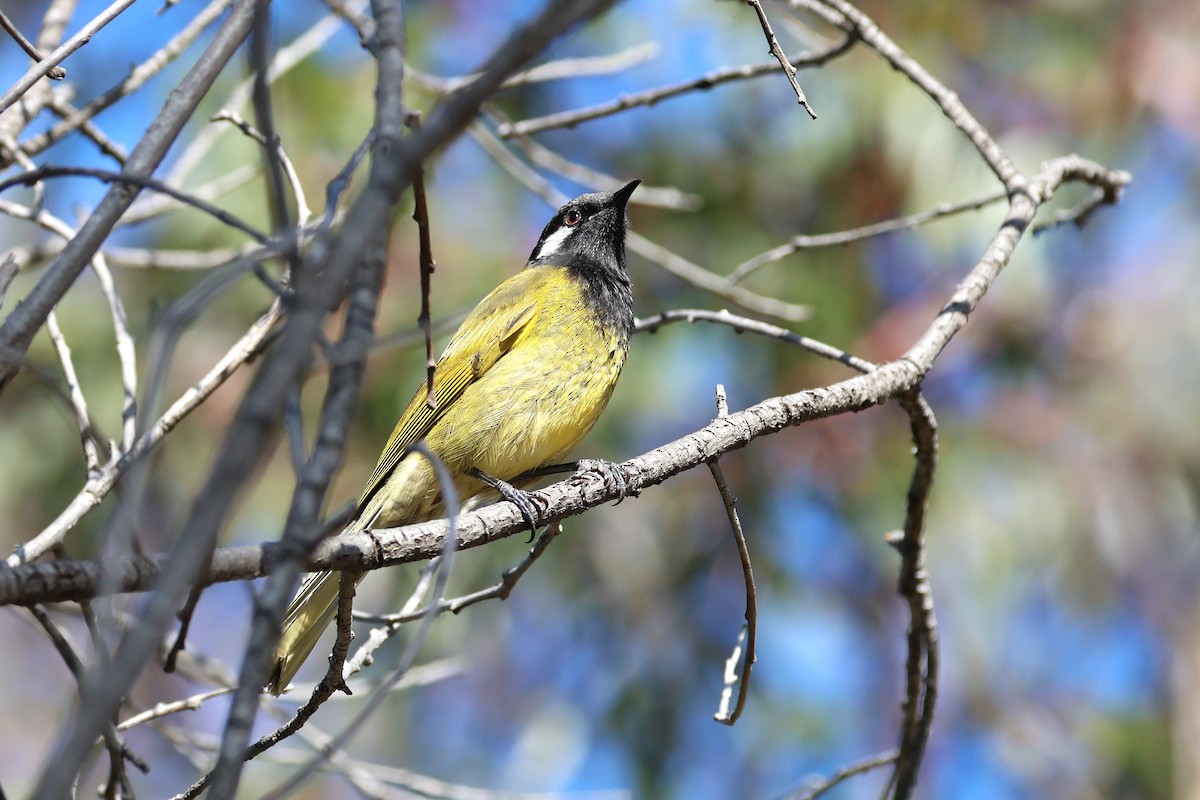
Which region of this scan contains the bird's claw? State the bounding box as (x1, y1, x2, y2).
(471, 469, 540, 541)
(576, 459, 634, 505)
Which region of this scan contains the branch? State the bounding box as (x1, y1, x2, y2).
(497, 35, 853, 138)
(779, 749, 898, 800)
(252, 442, 462, 800)
(745, 0, 817, 118)
(409, 41, 661, 94)
(708, 385, 757, 726)
(467, 120, 812, 323)
(0, 165, 272, 244)
(0, 155, 1128, 610)
(0, 10, 67, 80)
(0, 1, 261, 394)
(886, 390, 939, 800)
(726, 188, 1009, 284)
(803, 0, 1018, 187)
(12, 0, 234, 164)
(0, 0, 138, 116)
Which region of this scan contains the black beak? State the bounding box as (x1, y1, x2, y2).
(611, 179, 641, 211)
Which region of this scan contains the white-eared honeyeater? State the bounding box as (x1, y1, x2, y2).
(269, 180, 641, 694)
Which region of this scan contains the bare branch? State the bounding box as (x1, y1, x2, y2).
(412, 146, 438, 407)
(467, 120, 812, 323)
(26, 604, 148, 798)
(497, 34, 853, 138)
(123, 163, 258, 225)
(800, 0, 1018, 187)
(342, 562, 440, 681)
(0, 0, 138, 116)
(779, 749, 898, 800)
(45, 93, 128, 164)
(14, 0, 234, 163)
(409, 41, 661, 94)
(117, 688, 236, 732)
(726, 188, 1009, 284)
(492, 107, 702, 211)
(0, 2, 262, 394)
(886, 390, 939, 800)
(45, 310, 104, 472)
(0, 10, 68, 80)
(0, 155, 1131, 609)
(636, 308, 873, 372)
(744, 0, 817, 118)
(6, 295, 283, 568)
(211, 110, 313, 227)
(352, 520, 565, 627)
(709, 384, 757, 726)
(0, 165, 272, 244)
(0, 253, 17, 306)
(162, 1, 368, 188)
(255, 441, 462, 800)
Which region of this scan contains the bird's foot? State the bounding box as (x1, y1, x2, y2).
(470, 469, 541, 541)
(575, 459, 635, 505)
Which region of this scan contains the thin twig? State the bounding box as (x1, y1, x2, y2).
(801, 0, 1019, 188)
(117, 688, 236, 732)
(0, 198, 131, 462)
(779, 749, 898, 800)
(0, 165, 272, 244)
(745, 0, 817, 118)
(173, 569, 363, 800)
(0, 0, 139, 116)
(708, 384, 757, 726)
(341, 561, 440, 682)
(490, 106, 702, 211)
(886, 390, 939, 800)
(411, 141, 438, 407)
(727, 188, 1009, 284)
(211, 110, 313, 227)
(0, 253, 17, 306)
(10, 0, 235, 164)
(45, 93, 127, 164)
(409, 41, 661, 94)
(496, 35, 854, 138)
(162, 0, 369, 188)
(468, 120, 812, 323)
(88, 249, 138, 453)
(123, 163, 258, 224)
(27, 604, 148, 798)
(352, 520, 565, 627)
(0, 9, 68, 79)
(0, 1, 260, 398)
(636, 308, 873, 373)
(45, 310, 104, 472)
(1031, 184, 1123, 236)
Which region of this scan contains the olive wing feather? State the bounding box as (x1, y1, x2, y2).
(355, 269, 543, 514)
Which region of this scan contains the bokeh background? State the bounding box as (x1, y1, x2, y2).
(0, 0, 1197, 798)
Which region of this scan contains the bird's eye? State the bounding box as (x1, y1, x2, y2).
(564, 209, 582, 226)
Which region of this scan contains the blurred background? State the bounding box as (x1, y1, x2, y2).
(0, 0, 1197, 798)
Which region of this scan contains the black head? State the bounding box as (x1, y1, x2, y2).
(527, 180, 640, 272)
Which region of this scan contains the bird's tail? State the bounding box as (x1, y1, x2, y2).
(268, 569, 355, 696)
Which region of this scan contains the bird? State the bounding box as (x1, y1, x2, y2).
(268, 180, 641, 695)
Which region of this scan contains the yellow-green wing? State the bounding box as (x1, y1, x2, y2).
(355, 268, 544, 511)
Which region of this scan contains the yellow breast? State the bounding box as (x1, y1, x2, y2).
(364, 266, 629, 529)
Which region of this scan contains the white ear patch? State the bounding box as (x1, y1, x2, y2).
(534, 225, 574, 260)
